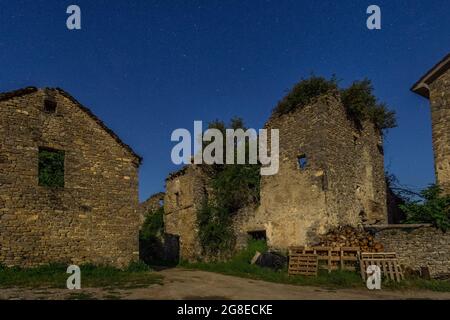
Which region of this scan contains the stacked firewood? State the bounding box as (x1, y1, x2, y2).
(315, 226, 384, 252)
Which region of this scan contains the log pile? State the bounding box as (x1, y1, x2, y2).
(315, 226, 384, 252)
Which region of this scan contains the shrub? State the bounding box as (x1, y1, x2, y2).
(140, 207, 164, 240)
(273, 76, 397, 133)
(341, 79, 397, 130)
(139, 207, 166, 265)
(197, 118, 261, 256)
(400, 185, 450, 231)
(197, 202, 234, 255)
(274, 75, 338, 115)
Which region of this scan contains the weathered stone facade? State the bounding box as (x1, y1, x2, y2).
(234, 94, 386, 251)
(164, 93, 387, 261)
(0, 87, 141, 268)
(412, 53, 450, 194)
(370, 224, 450, 277)
(164, 166, 210, 261)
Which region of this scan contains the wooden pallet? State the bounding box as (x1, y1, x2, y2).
(340, 247, 360, 271)
(289, 246, 360, 273)
(289, 254, 318, 276)
(359, 252, 404, 282)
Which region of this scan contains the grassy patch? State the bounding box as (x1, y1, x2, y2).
(181, 240, 450, 292)
(181, 239, 362, 289)
(383, 277, 450, 292)
(67, 292, 97, 300)
(0, 261, 163, 289)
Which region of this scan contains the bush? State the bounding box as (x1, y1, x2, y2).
(197, 118, 261, 256)
(197, 202, 234, 256)
(273, 76, 397, 133)
(139, 207, 167, 265)
(274, 75, 338, 115)
(400, 185, 450, 231)
(140, 207, 164, 240)
(341, 79, 397, 130)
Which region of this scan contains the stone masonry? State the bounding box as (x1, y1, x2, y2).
(234, 93, 387, 252)
(164, 93, 387, 261)
(0, 87, 141, 268)
(139, 192, 164, 227)
(370, 224, 450, 277)
(164, 166, 210, 261)
(412, 53, 450, 195)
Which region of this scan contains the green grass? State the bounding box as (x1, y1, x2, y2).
(181, 239, 450, 292)
(0, 261, 163, 289)
(67, 292, 97, 300)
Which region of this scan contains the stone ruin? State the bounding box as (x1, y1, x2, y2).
(163, 92, 387, 262)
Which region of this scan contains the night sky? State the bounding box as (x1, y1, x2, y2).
(1, 0, 449, 201)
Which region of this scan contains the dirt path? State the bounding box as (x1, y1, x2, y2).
(1, 268, 450, 300)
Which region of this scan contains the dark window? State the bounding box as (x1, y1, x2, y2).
(44, 99, 57, 113)
(248, 230, 267, 241)
(38, 148, 65, 188)
(297, 154, 308, 170)
(175, 192, 180, 207)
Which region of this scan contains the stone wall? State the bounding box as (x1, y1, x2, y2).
(164, 166, 210, 262)
(139, 192, 164, 226)
(370, 224, 450, 277)
(234, 94, 387, 252)
(0, 88, 140, 268)
(429, 69, 450, 194)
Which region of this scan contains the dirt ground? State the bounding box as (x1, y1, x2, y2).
(1, 268, 450, 300)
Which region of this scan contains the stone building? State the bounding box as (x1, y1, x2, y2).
(412, 53, 450, 195)
(233, 94, 387, 251)
(164, 166, 210, 261)
(0, 87, 141, 268)
(164, 93, 387, 261)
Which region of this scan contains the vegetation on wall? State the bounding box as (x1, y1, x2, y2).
(273, 75, 397, 132)
(400, 185, 450, 232)
(341, 79, 397, 130)
(197, 118, 261, 256)
(139, 207, 165, 264)
(140, 207, 164, 240)
(38, 149, 65, 188)
(274, 75, 338, 115)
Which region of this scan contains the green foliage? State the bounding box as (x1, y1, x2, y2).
(400, 185, 450, 231)
(140, 207, 164, 241)
(0, 262, 162, 289)
(341, 79, 397, 130)
(38, 149, 65, 188)
(197, 118, 261, 256)
(139, 207, 175, 266)
(212, 164, 260, 213)
(273, 76, 397, 133)
(274, 75, 338, 115)
(197, 203, 234, 255)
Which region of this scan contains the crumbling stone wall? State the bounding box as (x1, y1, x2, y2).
(429, 69, 450, 194)
(0, 88, 140, 268)
(164, 94, 387, 261)
(234, 94, 387, 251)
(164, 166, 210, 262)
(371, 225, 450, 277)
(139, 192, 164, 226)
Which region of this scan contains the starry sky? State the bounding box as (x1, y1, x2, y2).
(0, 0, 449, 201)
